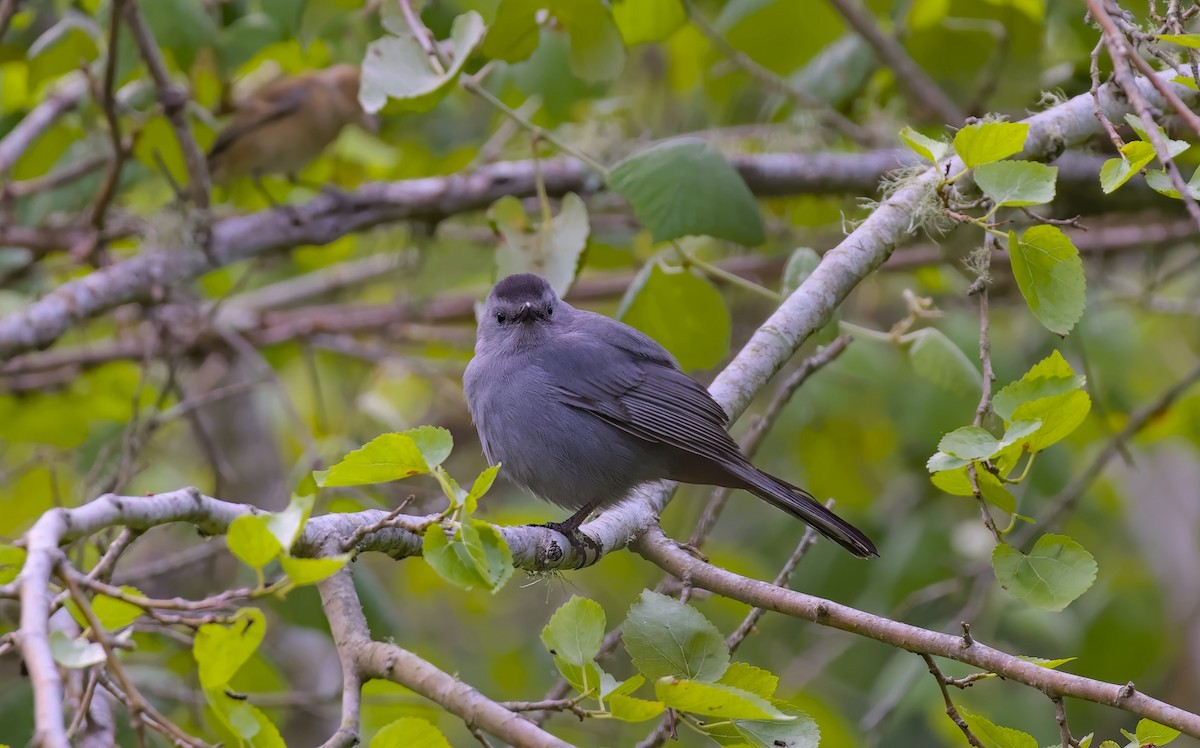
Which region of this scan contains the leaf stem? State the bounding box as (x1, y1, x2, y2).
(672, 244, 781, 301)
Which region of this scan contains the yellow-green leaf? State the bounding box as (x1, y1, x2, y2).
(193, 608, 266, 689)
(318, 427, 453, 487)
(280, 554, 350, 586)
(655, 677, 793, 720)
(953, 122, 1029, 167)
(992, 534, 1097, 611)
(227, 514, 283, 570)
(1007, 225, 1086, 336)
(370, 717, 452, 748)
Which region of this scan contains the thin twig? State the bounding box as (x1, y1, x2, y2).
(727, 505, 828, 653)
(1053, 695, 1075, 748)
(825, 0, 965, 124)
(922, 654, 985, 748)
(122, 0, 211, 210)
(1088, 0, 1200, 232)
(499, 699, 587, 719)
(684, 1, 877, 147)
(968, 273, 1002, 543)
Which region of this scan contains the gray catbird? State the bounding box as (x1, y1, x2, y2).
(463, 273, 877, 559)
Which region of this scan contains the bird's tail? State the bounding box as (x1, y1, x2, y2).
(741, 469, 878, 558)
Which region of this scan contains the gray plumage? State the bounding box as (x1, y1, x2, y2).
(463, 273, 877, 558)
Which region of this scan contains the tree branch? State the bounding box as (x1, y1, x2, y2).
(0, 144, 1161, 362)
(632, 524, 1200, 737)
(0, 73, 88, 175)
(316, 567, 571, 747)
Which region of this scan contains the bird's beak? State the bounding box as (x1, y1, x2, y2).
(514, 302, 536, 323)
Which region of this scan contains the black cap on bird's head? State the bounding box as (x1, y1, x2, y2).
(486, 274, 560, 327)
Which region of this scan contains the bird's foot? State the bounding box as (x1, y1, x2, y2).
(529, 520, 602, 569)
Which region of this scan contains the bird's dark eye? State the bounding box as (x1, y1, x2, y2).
(546, 307, 553, 317)
(495, 313, 507, 325)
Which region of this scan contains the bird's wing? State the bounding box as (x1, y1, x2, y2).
(545, 322, 736, 463)
(207, 82, 310, 161)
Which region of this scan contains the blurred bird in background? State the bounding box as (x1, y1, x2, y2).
(207, 63, 378, 205)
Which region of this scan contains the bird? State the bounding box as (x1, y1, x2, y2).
(206, 63, 377, 191)
(462, 273, 877, 560)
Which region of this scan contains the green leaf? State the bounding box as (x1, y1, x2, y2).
(926, 451, 970, 472)
(1144, 168, 1200, 200)
(139, 0, 217, 70)
(930, 465, 1017, 514)
(471, 520, 513, 592)
(618, 262, 731, 371)
(908, 0, 950, 29)
(217, 14, 284, 75)
(1157, 33, 1200, 48)
(1099, 141, 1155, 194)
(482, 0, 540, 63)
(992, 534, 1097, 611)
(49, 630, 106, 669)
(781, 247, 821, 297)
(227, 514, 283, 570)
(717, 662, 778, 699)
(542, 595, 606, 666)
(1136, 719, 1180, 746)
(484, 0, 626, 82)
(1017, 654, 1076, 669)
(906, 328, 982, 394)
(27, 15, 100, 91)
(266, 494, 314, 553)
(422, 523, 488, 591)
(1007, 225, 1086, 336)
(938, 426, 1003, 460)
(729, 704, 821, 748)
(958, 707, 1038, 748)
(360, 11, 486, 114)
(935, 421, 1037, 467)
(983, 0, 1043, 21)
(491, 192, 589, 297)
(1124, 114, 1191, 159)
(608, 693, 667, 721)
(974, 160, 1057, 206)
(622, 589, 730, 681)
(900, 126, 949, 163)
(656, 677, 793, 720)
(953, 122, 1030, 167)
(280, 554, 350, 586)
(0, 544, 26, 584)
(612, 0, 685, 44)
(1170, 74, 1198, 91)
(464, 464, 502, 514)
(554, 655, 604, 696)
(422, 521, 511, 592)
(318, 427, 453, 487)
(993, 350, 1084, 421)
(211, 690, 285, 747)
(605, 673, 646, 699)
(1010, 390, 1090, 452)
(89, 589, 144, 630)
(371, 717, 453, 748)
(193, 609, 267, 689)
(607, 138, 766, 246)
